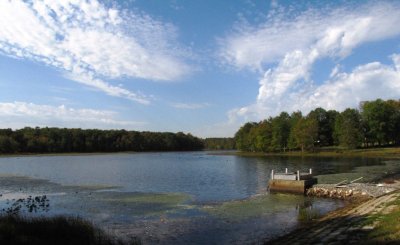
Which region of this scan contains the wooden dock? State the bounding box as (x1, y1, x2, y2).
(268, 168, 317, 194)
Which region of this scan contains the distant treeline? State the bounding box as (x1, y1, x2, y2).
(204, 138, 236, 150)
(235, 99, 400, 152)
(0, 128, 204, 153)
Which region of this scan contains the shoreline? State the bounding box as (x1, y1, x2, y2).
(2, 145, 400, 158)
(0, 150, 205, 158)
(266, 190, 400, 244)
(265, 172, 400, 244)
(211, 146, 400, 159)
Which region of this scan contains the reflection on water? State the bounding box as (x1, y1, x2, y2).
(0, 152, 382, 202)
(0, 152, 388, 244)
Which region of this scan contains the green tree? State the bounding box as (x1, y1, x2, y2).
(271, 112, 291, 152)
(0, 127, 204, 153)
(386, 99, 400, 145)
(254, 120, 273, 152)
(308, 108, 339, 146)
(234, 122, 258, 151)
(334, 108, 362, 149)
(288, 111, 303, 150)
(292, 116, 318, 152)
(361, 99, 396, 146)
(326, 110, 340, 145)
(0, 136, 18, 153)
(204, 138, 235, 150)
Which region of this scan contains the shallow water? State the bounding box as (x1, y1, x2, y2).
(0, 152, 393, 244)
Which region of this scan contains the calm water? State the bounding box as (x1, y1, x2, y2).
(0, 152, 386, 244)
(0, 152, 382, 202)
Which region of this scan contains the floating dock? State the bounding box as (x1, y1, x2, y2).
(268, 168, 317, 194)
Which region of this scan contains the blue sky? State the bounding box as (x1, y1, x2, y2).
(0, 0, 400, 137)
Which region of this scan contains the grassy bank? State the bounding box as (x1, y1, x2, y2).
(0, 215, 139, 245)
(220, 146, 400, 159)
(364, 193, 400, 243)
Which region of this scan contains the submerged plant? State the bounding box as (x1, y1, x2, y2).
(1, 195, 50, 215)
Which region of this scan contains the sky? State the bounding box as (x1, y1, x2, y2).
(0, 0, 400, 138)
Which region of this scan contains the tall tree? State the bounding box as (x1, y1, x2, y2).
(233, 98, 400, 153)
(234, 122, 258, 151)
(361, 99, 396, 146)
(386, 99, 400, 145)
(271, 112, 291, 152)
(204, 138, 236, 150)
(308, 108, 338, 146)
(334, 108, 362, 149)
(288, 111, 303, 150)
(326, 110, 340, 145)
(0, 127, 204, 153)
(292, 116, 318, 152)
(254, 119, 273, 152)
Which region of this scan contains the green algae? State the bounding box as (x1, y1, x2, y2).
(316, 160, 400, 184)
(203, 194, 310, 220)
(100, 192, 193, 216)
(64, 184, 120, 191)
(105, 192, 190, 205)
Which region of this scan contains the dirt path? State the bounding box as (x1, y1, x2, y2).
(267, 190, 400, 244)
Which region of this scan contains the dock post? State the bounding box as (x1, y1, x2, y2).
(297, 170, 300, 181)
(285, 168, 288, 174)
(271, 169, 274, 180)
(309, 168, 312, 175)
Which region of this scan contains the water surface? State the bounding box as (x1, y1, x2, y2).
(0, 152, 392, 244)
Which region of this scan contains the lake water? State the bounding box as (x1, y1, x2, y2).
(0, 152, 391, 244)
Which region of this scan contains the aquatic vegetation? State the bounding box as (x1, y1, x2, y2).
(297, 207, 322, 223)
(316, 161, 400, 184)
(1, 195, 50, 215)
(64, 184, 121, 191)
(0, 215, 139, 245)
(203, 194, 310, 220)
(101, 192, 192, 216)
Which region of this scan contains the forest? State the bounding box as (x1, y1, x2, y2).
(0, 128, 204, 153)
(234, 99, 400, 152)
(204, 138, 236, 150)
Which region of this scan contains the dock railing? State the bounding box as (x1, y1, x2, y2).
(268, 168, 317, 194)
(270, 168, 313, 181)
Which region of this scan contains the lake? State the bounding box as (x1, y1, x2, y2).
(0, 152, 394, 244)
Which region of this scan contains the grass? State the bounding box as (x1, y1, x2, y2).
(0, 215, 140, 245)
(228, 146, 400, 159)
(365, 196, 400, 243)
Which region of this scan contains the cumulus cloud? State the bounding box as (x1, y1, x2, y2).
(303, 56, 400, 112)
(0, 101, 146, 129)
(0, 0, 191, 104)
(220, 1, 400, 122)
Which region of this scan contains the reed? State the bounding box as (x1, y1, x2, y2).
(0, 215, 140, 245)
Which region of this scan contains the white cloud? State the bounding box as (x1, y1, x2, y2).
(229, 55, 400, 123)
(0, 0, 191, 103)
(0, 101, 146, 130)
(171, 102, 210, 109)
(302, 57, 400, 112)
(220, 1, 400, 122)
(220, 2, 400, 71)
